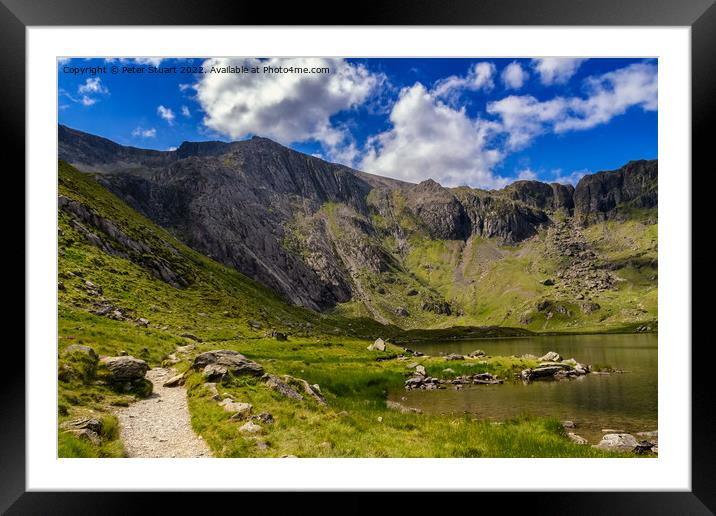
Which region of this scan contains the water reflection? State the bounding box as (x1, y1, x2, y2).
(390, 333, 657, 442)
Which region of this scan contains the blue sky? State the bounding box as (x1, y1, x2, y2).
(58, 57, 657, 188)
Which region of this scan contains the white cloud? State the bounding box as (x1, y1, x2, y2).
(133, 57, 163, 66)
(194, 57, 383, 162)
(78, 77, 109, 95)
(179, 83, 191, 92)
(487, 95, 568, 150)
(80, 96, 96, 106)
(157, 105, 175, 125)
(432, 62, 495, 100)
(552, 169, 590, 185)
(132, 127, 157, 138)
(360, 83, 505, 188)
(516, 168, 537, 180)
(555, 63, 658, 131)
(488, 63, 657, 150)
(105, 57, 163, 66)
(167, 146, 178, 151)
(531, 58, 587, 85)
(501, 62, 528, 89)
(181, 105, 191, 117)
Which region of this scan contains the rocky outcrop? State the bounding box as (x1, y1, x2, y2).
(100, 356, 148, 382)
(574, 159, 657, 223)
(58, 195, 190, 289)
(404, 179, 471, 240)
(500, 180, 575, 214)
(191, 350, 264, 381)
(453, 188, 551, 243)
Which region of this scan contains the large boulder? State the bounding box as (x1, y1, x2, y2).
(192, 350, 264, 381)
(100, 356, 148, 382)
(594, 433, 640, 453)
(538, 351, 562, 362)
(367, 338, 386, 351)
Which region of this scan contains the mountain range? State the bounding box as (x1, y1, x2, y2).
(58, 124, 658, 331)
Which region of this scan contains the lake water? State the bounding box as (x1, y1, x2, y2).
(389, 333, 657, 443)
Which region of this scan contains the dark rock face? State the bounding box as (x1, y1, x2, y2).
(454, 189, 550, 243)
(574, 160, 657, 223)
(500, 180, 575, 214)
(404, 179, 471, 240)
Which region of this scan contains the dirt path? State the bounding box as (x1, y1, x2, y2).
(116, 367, 212, 458)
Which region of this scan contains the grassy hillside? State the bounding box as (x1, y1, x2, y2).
(328, 187, 657, 333)
(57, 161, 635, 458)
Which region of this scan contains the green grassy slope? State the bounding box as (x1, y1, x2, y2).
(328, 187, 657, 333)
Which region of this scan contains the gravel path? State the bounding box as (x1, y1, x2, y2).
(116, 367, 212, 458)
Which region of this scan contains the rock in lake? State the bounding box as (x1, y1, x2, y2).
(468, 350, 486, 357)
(538, 351, 562, 362)
(567, 433, 588, 445)
(594, 433, 640, 453)
(192, 350, 264, 381)
(367, 338, 386, 351)
(100, 356, 148, 382)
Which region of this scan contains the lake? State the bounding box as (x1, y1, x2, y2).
(389, 333, 657, 443)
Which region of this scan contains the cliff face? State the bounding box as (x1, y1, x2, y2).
(500, 180, 575, 214)
(574, 159, 658, 222)
(59, 125, 657, 314)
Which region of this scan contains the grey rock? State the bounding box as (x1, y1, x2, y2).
(367, 338, 386, 351)
(192, 350, 264, 380)
(238, 421, 262, 434)
(594, 433, 640, 452)
(567, 433, 588, 445)
(263, 374, 304, 401)
(219, 399, 253, 419)
(100, 356, 148, 382)
(538, 351, 562, 362)
(162, 373, 185, 387)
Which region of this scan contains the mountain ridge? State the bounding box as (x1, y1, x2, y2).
(58, 125, 657, 330)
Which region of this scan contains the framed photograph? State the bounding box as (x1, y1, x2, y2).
(7, 0, 712, 512)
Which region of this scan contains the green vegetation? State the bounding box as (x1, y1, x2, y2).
(57, 161, 649, 458)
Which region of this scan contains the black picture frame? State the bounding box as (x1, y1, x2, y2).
(5, 0, 712, 512)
